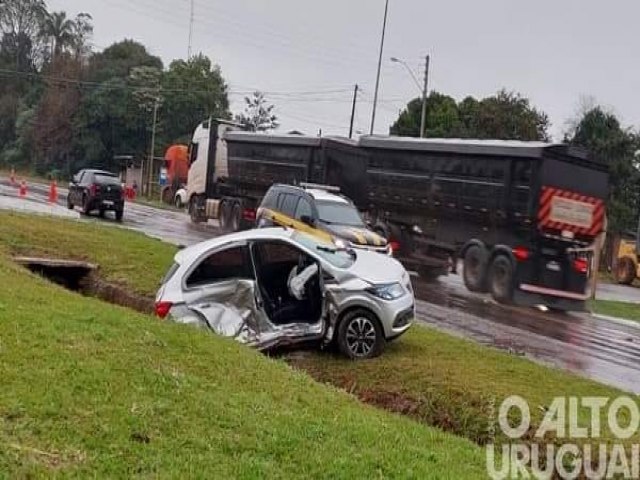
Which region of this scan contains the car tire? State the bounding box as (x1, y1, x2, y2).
(616, 256, 636, 285)
(98, 208, 105, 218)
(219, 200, 230, 231)
(337, 309, 386, 360)
(67, 195, 73, 210)
(488, 255, 514, 304)
(463, 245, 488, 292)
(115, 209, 124, 222)
(82, 195, 91, 215)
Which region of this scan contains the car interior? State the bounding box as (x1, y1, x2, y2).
(251, 241, 323, 325)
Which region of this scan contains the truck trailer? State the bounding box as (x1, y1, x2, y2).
(185, 119, 608, 310)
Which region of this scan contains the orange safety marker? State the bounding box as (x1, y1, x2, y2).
(19, 179, 27, 198)
(48, 180, 58, 204)
(9, 168, 16, 185)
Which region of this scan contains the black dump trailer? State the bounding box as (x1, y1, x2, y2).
(198, 124, 608, 310)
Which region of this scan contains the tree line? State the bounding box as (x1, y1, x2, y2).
(1, 0, 639, 232)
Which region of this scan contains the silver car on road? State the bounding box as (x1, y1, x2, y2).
(155, 228, 414, 359)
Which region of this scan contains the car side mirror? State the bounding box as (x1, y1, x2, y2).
(300, 215, 315, 227)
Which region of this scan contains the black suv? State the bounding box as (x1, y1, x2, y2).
(67, 169, 125, 221)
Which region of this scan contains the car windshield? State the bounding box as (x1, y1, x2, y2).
(292, 232, 355, 269)
(95, 173, 120, 185)
(316, 200, 364, 227)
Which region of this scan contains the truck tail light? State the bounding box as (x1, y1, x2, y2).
(512, 246, 530, 262)
(389, 240, 401, 255)
(242, 208, 256, 221)
(155, 301, 173, 319)
(89, 183, 99, 196)
(573, 258, 589, 274)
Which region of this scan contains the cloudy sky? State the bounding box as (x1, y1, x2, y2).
(49, 0, 639, 139)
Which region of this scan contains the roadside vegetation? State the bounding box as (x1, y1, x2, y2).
(0, 252, 486, 477)
(0, 213, 637, 475)
(591, 299, 640, 324)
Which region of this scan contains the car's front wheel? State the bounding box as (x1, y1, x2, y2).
(337, 309, 386, 360)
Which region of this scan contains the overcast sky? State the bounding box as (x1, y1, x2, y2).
(49, 0, 639, 140)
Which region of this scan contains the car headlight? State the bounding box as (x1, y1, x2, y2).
(366, 283, 405, 300)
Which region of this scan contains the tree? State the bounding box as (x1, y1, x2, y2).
(0, 0, 46, 70)
(41, 11, 75, 59)
(567, 106, 640, 232)
(235, 91, 278, 132)
(161, 54, 230, 143)
(389, 89, 549, 141)
(88, 39, 162, 83)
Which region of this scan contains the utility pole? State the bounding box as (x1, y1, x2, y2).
(420, 55, 430, 138)
(147, 97, 160, 197)
(370, 0, 389, 135)
(187, 0, 195, 58)
(349, 84, 359, 139)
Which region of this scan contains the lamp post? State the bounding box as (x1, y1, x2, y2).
(391, 55, 430, 138)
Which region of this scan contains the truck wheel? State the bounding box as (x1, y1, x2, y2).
(337, 309, 386, 360)
(82, 195, 92, 215)
(463, 245, 488, 292)
(174, 196, 183, 209)
(219, 200, 230, 231)
(615, 257, 636, 285)
(189, 197, 203, 223)
(488, 255, 514, 304)
(230, 203, 242, 232)
(67, 195, 73, 210)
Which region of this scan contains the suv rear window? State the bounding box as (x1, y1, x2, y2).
(95, 174, 121, 185)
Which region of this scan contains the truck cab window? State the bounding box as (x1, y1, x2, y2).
(189, 143, 198, 167)
(280, 194, 299, 217)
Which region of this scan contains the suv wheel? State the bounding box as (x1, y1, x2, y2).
(82, 195, 91, 215)
(337, 309, 385, 359)
(230, 203, 242, 232)
(67, 195, 74, 210)
(115, 209, 124, 222)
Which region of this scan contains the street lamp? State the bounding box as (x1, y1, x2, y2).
(391, 55, 430, 138)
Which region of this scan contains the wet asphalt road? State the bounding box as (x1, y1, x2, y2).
(1, 177, 639, 393)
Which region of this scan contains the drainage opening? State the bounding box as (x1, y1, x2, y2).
(14, 257, 153, 314)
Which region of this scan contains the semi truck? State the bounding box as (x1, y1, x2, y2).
(185, 119, 609, 310)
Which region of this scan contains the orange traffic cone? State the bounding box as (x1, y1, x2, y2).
(9, 168, 15, 185)
(19, 180, 27, 198)
(48, 180, 58, 204)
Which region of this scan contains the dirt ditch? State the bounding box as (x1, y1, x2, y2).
(14, 256, 154, 314)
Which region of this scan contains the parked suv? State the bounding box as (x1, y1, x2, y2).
(67, 169, 124, 221)
(256, 184, 389, 254)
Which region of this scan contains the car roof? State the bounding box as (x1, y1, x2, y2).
(84, 169, 117, 176)
(305, 189, 349, 204)
(175, 228, 300, 264)
(270, 184, 349, 204)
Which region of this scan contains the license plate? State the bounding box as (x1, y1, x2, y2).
(103, 200, 114, 206)
(546, 261, 561, 272)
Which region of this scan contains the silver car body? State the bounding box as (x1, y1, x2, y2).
(156, 228, 414, 353)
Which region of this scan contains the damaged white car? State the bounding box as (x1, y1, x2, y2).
(155, 228, 414, 359)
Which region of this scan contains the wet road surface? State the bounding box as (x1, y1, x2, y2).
(1, 176, 639, 393)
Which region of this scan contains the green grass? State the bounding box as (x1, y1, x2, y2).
(1, 212, 636, 476)
(591, 299, 640, 323)
(0, 243, 486, 477)
(0, 212, 176, 296)
(289, 326, 637, 449)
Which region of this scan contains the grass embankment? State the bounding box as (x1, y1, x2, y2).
(0, 212, 636, 475)
(591, 299, 640, 323)
(0, 214, 485, 477)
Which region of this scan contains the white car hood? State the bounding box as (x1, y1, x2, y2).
(344, 250, 407, 285)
